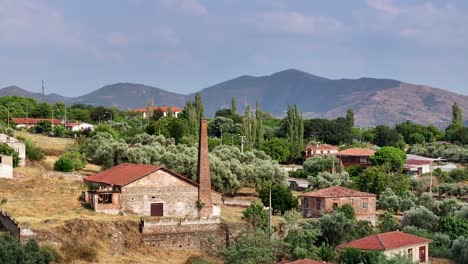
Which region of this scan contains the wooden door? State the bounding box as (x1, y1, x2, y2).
(419, 246, 426, 263)
(150, 203, 163, 216)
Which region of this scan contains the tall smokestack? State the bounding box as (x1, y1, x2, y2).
(197, 119, 213, 218)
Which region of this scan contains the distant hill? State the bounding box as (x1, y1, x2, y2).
(2, 69, 467, 127)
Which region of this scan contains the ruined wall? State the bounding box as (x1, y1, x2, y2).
(0, 210, 36, 242)
(121, 170, 199, 218)
(93, 193, 121, 215)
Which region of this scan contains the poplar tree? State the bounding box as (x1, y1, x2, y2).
(286, 104, 304, 161)
(195, 92, 204, 120)
(451, 102, 463, 129)
(346, 108, 355, 128)
(243, 105, 256, 150)
(255, 101, 264, 148)
(184, 101, 198, 137)
(231, 98, 237, 115)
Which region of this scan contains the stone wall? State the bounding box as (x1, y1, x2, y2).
(0, 210, 36, 242)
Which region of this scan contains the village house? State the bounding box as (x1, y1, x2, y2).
(0, 155, 13, 179)
(11, 118, 62, 129)
(338, 231, 432, 263)
(337, 148, 375, 168)
(83, 119, 221, 220)
(65, 122, 95, 132)
(304, 143, 338, 159)
(298, 186, 377, 225)
(404, 159, 433, 176)
(0, 134, 25, 167)
(131, 106, 183, 119)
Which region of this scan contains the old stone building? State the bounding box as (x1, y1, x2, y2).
(298, 186, 377, 225)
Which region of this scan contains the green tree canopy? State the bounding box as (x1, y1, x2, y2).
(370, 146, 407, 172)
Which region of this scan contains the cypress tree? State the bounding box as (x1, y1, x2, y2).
(195, 92, 204, 120)
(231, 98, 237, 115)
(255, 101, 264, 148)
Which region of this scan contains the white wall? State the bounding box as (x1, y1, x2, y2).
(384, 243, 429, 263)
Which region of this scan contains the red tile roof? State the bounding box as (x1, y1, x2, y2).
(338, 231, 432, 251)
(83, 163, 198, 187)
(406, 159, 432, 166)
(278, 259, 330, 264)
(338, 148, 375, 157)
(299, 186, 376, 198)
(131, 106, 183, 113)
(305, 144, 338, 151)
(11, 118, 62, 125)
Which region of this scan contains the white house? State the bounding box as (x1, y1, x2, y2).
(65, 123, 95, 132)
(0, 134, 25, 167)
(131, 106, 183, 119)
(0, 155, 13, 179)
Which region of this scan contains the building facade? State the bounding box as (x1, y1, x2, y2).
(337, 148, 376, 168)
(0, 155, 13, 179)
(299, 186, 377, 225)
(338, 231, 432, 263)
(131, 106, 183, 119)
(11, 118, 62, 128)
(0, 134, 25, 167)
(304, 144, 339, 159)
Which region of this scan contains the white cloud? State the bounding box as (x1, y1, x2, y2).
(159, 0, 207, 15)
(367, 0, 401, 16)
(0, 0, 83, 48)
(256, 11, 341, 35)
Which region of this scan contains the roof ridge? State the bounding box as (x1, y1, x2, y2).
(376, 233, 386, 250)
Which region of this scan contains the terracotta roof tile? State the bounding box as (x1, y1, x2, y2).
(299, 186, 376, 198)
(406, 159, 432, 166)
(338, 231, 432, 251)
(338, 148, 375, 157)
(11, 118, 62, 125)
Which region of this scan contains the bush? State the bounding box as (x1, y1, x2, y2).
(317, 243, 335, 261)
(34, 120, 52, 134)
(16, 136, 45, 161)
(339, 247, 361, 264)
(451, 236, 468, 264)
(318, 211, 355, 246)
(303, 155, 340, 176)
(438, 216, 468, 240)
(61, 145, 87, 170)
(242, 200, 268, 231)
(61, 241, 98, 262)
(0, 143, 20, 167)
(257, 183, 298, 215)
(53, 156, 74, 172)
(0, 234, 59, 263)
(336, 204, 356, 220)
(53, 125, 66, 137)
(224, 229, 278, 264)
(379, 211, 398, 233)
(401, 206, 439, 230)
(378, 188, 400, 213)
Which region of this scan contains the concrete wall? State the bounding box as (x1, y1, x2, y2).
(0, 155, 13, 179)
(301, 196, 377, 225)
(384, 243, 430, 263)
(0, 134, 26, 166)
(121, 170, 200, 218)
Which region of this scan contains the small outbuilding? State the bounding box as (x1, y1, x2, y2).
(298, 186, 376, 225)
(338, 231, 432, 263)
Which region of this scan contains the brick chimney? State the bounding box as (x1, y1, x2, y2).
(197, 119, 213, 218)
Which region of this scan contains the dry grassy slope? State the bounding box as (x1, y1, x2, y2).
(324, 83, 468, 127)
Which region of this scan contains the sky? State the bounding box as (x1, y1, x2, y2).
(0, 0, 467, 96)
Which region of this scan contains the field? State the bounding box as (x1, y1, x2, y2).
(0, 132, 223, 263)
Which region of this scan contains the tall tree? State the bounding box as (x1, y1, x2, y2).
(194, 92, 204, 120)
(243, 105, 256, 150)
(451, 102, 464, 129)
(183, 101, 198, 137)
(286, 104, 304, 161)
(255, 101, 264, 148)
(231, 98, 237, 115)
(145, 100, 154, 122)
(346, 108, 355, 128)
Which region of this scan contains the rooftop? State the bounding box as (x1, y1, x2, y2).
(131, 106, 184, 113)
(338, 231, 432, 251)
(84, 163, 198, 187)
(11, 118, 62, 125)
(338, 148, 375, 157)
(299, 186, 376, 198)
(305, 144, 338, 151)
(406, 159, 433, 166)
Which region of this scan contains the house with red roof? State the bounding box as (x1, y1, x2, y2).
(131, 106, 183, 119)
(337, 148, 376, 168)
(404, 159, 433, 176)
(83, 120, 221, 220)
(338, 231, 432, 263)
(11, 118, 62, 128)
(304, 143, 339, 159)
(298, 186, 377, 225)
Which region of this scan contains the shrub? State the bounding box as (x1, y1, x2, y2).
(378, 188, 400, 213)
(0, 143, 19, 167)
(224, 229, 278, 264)
(61, 145, 87, 170)
(379, 211, 398, 233)
(318, 211, 355, 246)
(242, 200, 268, 231)
(401, 206, 439, 230)
(53, 156, 74, 172)
(16, 136, 45, 161)
(34, 120, 52, 134)
(53, 125, 66, 137)
(451, 236, 468, 264)
(438, 216, 468, 240)
(257, 183, 298, 215)
(336, 204, 356, 220)
(339, 247, 361, 264)
(0, 234, 59, 263)
(61, 241, 98, 262)
(317, 243, 335, 261)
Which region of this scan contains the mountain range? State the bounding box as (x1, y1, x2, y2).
(1, 69, 467, 127)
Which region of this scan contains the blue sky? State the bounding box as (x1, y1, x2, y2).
(1, 0, 467, 96)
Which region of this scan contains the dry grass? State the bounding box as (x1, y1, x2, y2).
(15, 131, 74, 156)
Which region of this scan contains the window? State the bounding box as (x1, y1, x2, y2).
(407, 248, 413, 258)
(303, 198, 309, 208)
(316, 199, 321, 210)
(362, 199, 368, 209)
(333, 203, 338, 209)
(97, 194, 112, 204)
(360, 157, 368, 164)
